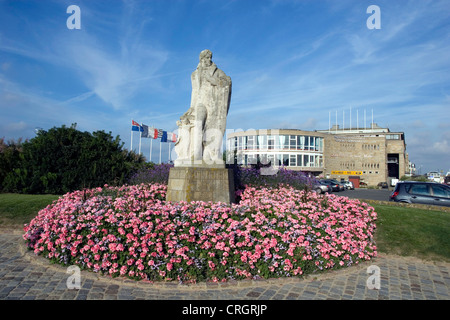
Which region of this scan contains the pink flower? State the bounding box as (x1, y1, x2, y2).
(23, 182, 377, 283)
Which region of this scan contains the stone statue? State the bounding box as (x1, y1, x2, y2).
(174, 49, 232, 167)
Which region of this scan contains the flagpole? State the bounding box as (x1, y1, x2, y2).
(139, 129, 142, 155)
(328, 111, 330, 133)
(150, 139, 153, 163)
(357, 109, 359, 130)
(350, 107, 352, 130)
(372, 108, 374, 129)
(169, 142, 171, 162)
(159, 140, 162, 164)
(130, 128, 133, 152)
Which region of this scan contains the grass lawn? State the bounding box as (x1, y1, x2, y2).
(373, 204, 450, 262)
(0, 193, 60, 227)
(0, 193, 448, 262)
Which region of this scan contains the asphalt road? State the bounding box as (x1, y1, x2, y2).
(330, 188, 392, 202)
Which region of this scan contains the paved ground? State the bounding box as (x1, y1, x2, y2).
(1, 228, 449, 302)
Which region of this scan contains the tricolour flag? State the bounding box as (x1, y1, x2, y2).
(141, 124, 149, 137)
(148, 127, 158, 139)
(167, 132, 177, 142)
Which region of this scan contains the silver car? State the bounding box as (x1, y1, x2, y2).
(389, 181, 450, 207)
(312, 182, 329, 194)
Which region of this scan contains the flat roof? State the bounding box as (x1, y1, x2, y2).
(227, 129, 327, 138)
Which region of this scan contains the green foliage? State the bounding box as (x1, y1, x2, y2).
(1, 124, 144, 194)
(0, 138, 25, 192)
(400, 175, 428, 182)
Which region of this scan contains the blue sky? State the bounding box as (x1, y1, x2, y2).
(0, 0, 449, 174)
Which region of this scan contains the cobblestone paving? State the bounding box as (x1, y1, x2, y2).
(1, 229, 449, 300)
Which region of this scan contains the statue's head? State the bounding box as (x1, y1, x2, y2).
(199, 49, 213, 66)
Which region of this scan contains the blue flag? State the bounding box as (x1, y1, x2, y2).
(161, 131, 167, 142)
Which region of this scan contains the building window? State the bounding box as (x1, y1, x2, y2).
(386, 134, 400, 140)
(268, 136, 275, 150)
(267, 154, 274, 166)
(308, 137, 315, 150)
(283, 154, 289, 166)
(247, 154, 257, 165)
(304, 154, 309, 167)
(283, 135, 290, 149)
(275, 135, 286, 150)
(247, 136, 255, 150)
(318, 155, 323, 167)
(297, 154, 303, 166)
(258, 135, 267, 150)
(304, 136, 309, 150)
(297, 136, 304, 150)
(290, 136, 296, 150)
(290, 154, 296, 166)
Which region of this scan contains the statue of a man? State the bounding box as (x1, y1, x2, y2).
(174, 50, 232, 167)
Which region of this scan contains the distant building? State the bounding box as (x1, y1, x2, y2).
(226, 123, 409, 187)
(226, 129, 325, 176)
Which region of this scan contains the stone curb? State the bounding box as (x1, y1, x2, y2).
(2, 230, 449, 300)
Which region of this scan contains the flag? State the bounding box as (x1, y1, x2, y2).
(157, 129, 163, 138)
(167, 132, 177, 142)
(132, 120, 143, 132)
(141, 124, 149, 138)
(161, 131, 168, 143)
(148, 127, 158, 139)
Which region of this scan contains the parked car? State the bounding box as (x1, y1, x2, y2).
(342, 180, 354, 190)
(444, 176, 450, 186)
(311, 181, 329, 194)
(377, 182, 388, 189)
(389, 181, 450, 207)
(318, 180, 333, 193)
(319, 180, 335, 192)
(320, 179, 343, 192)
(331, 179, 345, 191)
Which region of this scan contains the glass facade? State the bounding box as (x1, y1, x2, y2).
(227, 133, 324, 169)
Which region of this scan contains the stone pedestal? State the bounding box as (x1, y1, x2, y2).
(166, 167, 235, 204)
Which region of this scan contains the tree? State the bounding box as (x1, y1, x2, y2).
(2, 124, 144, 194)
(0, 137, 25, 192)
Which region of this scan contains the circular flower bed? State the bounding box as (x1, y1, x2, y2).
(23, 183, 377, 283)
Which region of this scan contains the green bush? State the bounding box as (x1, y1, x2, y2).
(0, 138, 25, 192)
(400, 175, 428, 182)
(1, 124, 144, 194)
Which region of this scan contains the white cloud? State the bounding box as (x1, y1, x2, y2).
(432, 140, 450, 155)
(5, 121, 28, 133)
